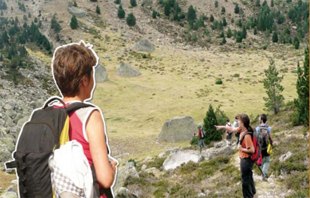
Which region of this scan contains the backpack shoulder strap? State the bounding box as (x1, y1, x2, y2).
(65, 103, 94, 114)
(43, 96, 66, 108)
(239, 131, 253, 144)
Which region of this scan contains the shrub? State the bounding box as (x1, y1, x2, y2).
(126, 13, 136, 26)
(215, 79, 223, 84)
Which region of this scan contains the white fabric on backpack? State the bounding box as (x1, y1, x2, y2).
(49, 140, 94, 198)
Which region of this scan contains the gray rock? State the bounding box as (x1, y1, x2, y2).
(198, 192, 206, 197)
(4, 104, 13, 110)
(141, 164, 147, 171)
(163, 149, 203, 170)
(17, 116, 29, 128)
(158, 116, 197, 142)
(116, 62, 141, 78)
(67, 7, 86, 18)
(115, 187, 138, 198)
(0, 144, 11, 163)
(203, 146, 234, 160)
(95, 64, 108, 83)
(279, 151, 292, 162)
(114, 162, 139, 193)
(214, 141, 226, 148)
(103, 55, 110, 59)
(0, 192, 18, 198)
(134, 39, 155, 52)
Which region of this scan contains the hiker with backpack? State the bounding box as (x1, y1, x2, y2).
(215, 114, 257, 198)
(5, 41, 118, 198)
(232, 116, 239, 146)
(194, 126, 206, 153)
(225, 119, 233, 146)
(256, 114, 273, 181)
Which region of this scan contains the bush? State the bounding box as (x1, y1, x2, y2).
(233, 73, 240, 77)
(215, 79, 223, 84)
(128, 159, 137, 166)
(118, 5, 125, 19)
(126, 13, 136, 26)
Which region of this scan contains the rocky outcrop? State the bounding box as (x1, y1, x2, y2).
(95, 64, 108, 82)
(158, 116, 197, 142)
(115, 187, 138, 198)
(114, 162, 139, 193)
(67, 7, 86, 18)
(116, 62, 141, 78)
(134, 39, 155, 52)
(203, 145, 234, 160)
(163, 149, 203, 170)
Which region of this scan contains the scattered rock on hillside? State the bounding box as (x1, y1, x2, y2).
(95, 64, 108, 83)
(134, 39, 155, 52)
(114, 162, 139, 193)
(67, 7, 86, 18)
(115, 187, 138, 198)
(0, 191, 18, 198)
(163, 149, 203, 170)
(203, 145, 234, 160)
(116, 62, 141, 78)
(158, 116, 197, 142)
(279, 151, 292, 162)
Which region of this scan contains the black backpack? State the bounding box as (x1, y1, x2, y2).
(258, 125, 269, 150)
(4, 97, 102, 198)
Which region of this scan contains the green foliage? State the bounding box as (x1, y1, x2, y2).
(126, 13, 136, 26)
(215, 0, 219, 8)
(293, 37, 300, 49)
(256, 0, 260, 6)
(130, 0, 137, 7)
(210, 14, 214, 22)
(222, 17, 227, 26)
(234, 4, 239, 14)
(0, 2, 7, 10)
(51, 14, 62, 33)
(114, 0, 121, 4)
(271, 0, 274, 6)
(294, 46, 309, 126)
(18, 2, 26, 12)
(118, 5, 125, 19)
(90, 0, 98, 2)
(70, 15, 78, 29)
(203, 104, 221, 144)
(215, 79, 223, 84)
(233, 73, 240, 77)
(242, 26, 247, 38)
(221, 6, 226, 14)
(236, 31, 243, 43)
(272, 31, 278, 42)
(187, 5, 196, 24)
(254, 28, 257, 35)
(73, 1, 78, 7)
(164, 2, 170, 16)
(148, 157, 165, 169)
(263, 59, 284, 114)
(96, 5, 101, 14)
(152, 10, 157, 19)
(215, 105, 229, 126)
(128, 159, 137, 166)
(227, 28, 232, 38)
(257, 4, 273, 31)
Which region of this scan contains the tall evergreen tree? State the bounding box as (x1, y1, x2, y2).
(215, 0, 219, 8)
(96, 5, 101, 14)
(73, 1, 78, 7)
(271, 0, 274, 7)
(227, 28, 232, 38)
(51, 14, 62, 33)
(234, 4, 239, 14)
(152, 10, 157, 19)
(70, 15, 78, 29)
(118, 5, 125, 18)
(114, 0, 121, 4)
(210, 14, 214, 22)
(293, 37, 300, 49)
(263, 59, 284, 114)
(223, 17, 227, 26)
(203, 105, 221, 144)
(126, 13, 136, 26)
(130, 0, 137, 7)
(221, 6, 226, 14)
(294, 46, 309, 125)
(187, 5, 196, 24)
(242, 26, 247, 38)
(164, 2, 170, 16)
(272, 31, 278, 42)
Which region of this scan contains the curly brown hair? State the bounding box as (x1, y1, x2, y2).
(52, 41, 98, 97)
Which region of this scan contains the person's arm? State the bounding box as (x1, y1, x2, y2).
(86, 110, 116, 188)
(268, 127, 273, 146)
(215, 125, 240, 133)
(238, 134, 255, 153)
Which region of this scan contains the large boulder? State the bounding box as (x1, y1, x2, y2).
(116, 62, 141, 78)
(95, 64, 108, 82)
(67, 7, 86, 18)
(158, 116, 197, 142)
(163, 149, 203, 171)
(134, 39, 155, 52)
(114, 162, 139, 193)
(203, 146, 234, 160)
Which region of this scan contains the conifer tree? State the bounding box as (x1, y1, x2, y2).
(126, 13, 136, 26)
(294, 46, 309, 125)
(96, 5, 101, 14)
(223, 17, 227, 26)
(164, 2, 170, 16)
(234, 4, 239, 14)
(221, 6, 226, 14)
(70, 15, 78, 29)
(215, 0, 219, 8)
(227, 28, 232, 38)
(130, 0, 137, 7)
(118, 5, 125, 19)
(210, 14, 214, 22)
(203, 105, 221, 144)
(272, 31, 278, 42)
(263, 59, 284, 114)
(187, 5, 196, 24)
(152, 10, 157, 19)
(114, 0, 121, 4)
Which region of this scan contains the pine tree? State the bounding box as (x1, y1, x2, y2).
(164, 2, 170, 16)
(271, 0, 274, 7)
(242, 26, 247, 38)
(187, 5, 196, 24)
(234, 4, 239, 14)
(203, 105, 221, 144)
(126, 13, 136, 26)
(272, 32, 278, 42)
(215, 0, 219, 8)
(51, 14, 62, 33)
(254, 28, 257, 35)
(73, 1, 78, 7)
(256, 0, 260, 6)
(210, 14, 214, 22)
(221, 6, 226, 14)
(152, 10, 157, 19)
(130, 0, 137, 7)
(90, 0, 98, 2)
(70, 15, 78, 29)
(263, 59, 284, 114)
(118, 5, 125, 19)
(227, 28, 232, 38)
(293, 37, 300, 49)
(96, 5, 101, 14)
(223, 17, 227, 26)
(221, 36, 226, 45)
(294, 46, 309, 125)
(114, 0, 121, 4)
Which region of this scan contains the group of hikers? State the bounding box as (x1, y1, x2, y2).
(196, 113, 273, 198)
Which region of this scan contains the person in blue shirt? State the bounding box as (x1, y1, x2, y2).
(256, 114, 273, 181)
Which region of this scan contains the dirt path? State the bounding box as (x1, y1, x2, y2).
(231, 152, 290, 198)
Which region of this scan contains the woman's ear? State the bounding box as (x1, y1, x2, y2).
(81, 75, 89, 87)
